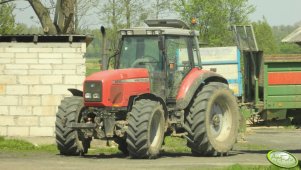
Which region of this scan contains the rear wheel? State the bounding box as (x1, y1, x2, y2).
(185, 82, 239, 156)
(55, 97, 91, 155)
(126, 99, 165, 159)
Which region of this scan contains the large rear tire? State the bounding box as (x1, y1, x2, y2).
(55, 97, 91, 155)
(185, 82, 239, 156)
(126, 99, 165, 159)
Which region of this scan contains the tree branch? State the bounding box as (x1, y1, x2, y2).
(0, 0, 15, 5)
(27, 0, 57, 34)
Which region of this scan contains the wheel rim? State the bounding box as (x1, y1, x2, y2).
(149, 110, 162, 148)
(209, 99, 232, 142)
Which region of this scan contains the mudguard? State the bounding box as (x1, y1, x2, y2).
(68, 88, 83, 97)
(176, 68, 228, 110)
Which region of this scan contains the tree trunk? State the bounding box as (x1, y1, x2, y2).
(28, 0, 57, 34)
(74, 0, 78, 32)
(125, 0, 131, 28)
(61, 0, 75, 33)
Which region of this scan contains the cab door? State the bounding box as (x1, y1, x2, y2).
(165, 36, 199, 99)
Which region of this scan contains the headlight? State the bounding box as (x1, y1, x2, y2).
(92, 93, 100, 99)
(85, 93, 91, 99)
(84, 81, 102, 102)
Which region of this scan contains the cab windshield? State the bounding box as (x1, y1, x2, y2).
(118, 36, 163, 71)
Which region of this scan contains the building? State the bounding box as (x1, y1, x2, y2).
(282, 26, 301, 46)
(0, 35, 92, 137)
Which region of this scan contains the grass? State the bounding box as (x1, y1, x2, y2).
(0, 136, 189, 154)
(0, 136, 120, 155)
(88, 144, 119, 155)
(187, 163, 301, 170)
(0, 136, 57, 153)
(0, 135, 273, 155)
(216, 164, 300, 170)
(163, 136, 190, 153)
(189, 164, 301, 170)
(1, 137, 300, 170)
(86, 58, 101, 76)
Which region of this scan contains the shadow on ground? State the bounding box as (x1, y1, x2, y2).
(65, 151, 243, 159)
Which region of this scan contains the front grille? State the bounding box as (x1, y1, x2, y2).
(84, 81, 102, 102)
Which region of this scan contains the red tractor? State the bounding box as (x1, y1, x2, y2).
(55, 20, 239, 158)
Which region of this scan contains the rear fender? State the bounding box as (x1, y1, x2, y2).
(176, 68, 227, 110)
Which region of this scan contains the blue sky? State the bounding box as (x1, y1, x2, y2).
(13, 0, 301, 28)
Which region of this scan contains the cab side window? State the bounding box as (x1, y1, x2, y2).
(166, 36, 194, 98)
(166, 36, 191, 73)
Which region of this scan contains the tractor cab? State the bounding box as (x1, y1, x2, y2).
(115, 20, 201, 99)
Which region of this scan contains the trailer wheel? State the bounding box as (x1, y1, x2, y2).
(55, 97, 91, 155)
(126, 99, 165, 159)
(185, 82, 239, 156)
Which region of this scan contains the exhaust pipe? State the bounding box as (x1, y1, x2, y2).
(100, 26, 107, 71)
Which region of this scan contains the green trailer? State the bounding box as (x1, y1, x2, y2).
(200, 26, 301, 124)
(261, 55, 301, 122)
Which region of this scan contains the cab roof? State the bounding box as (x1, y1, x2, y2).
(119, 19, 199, 36)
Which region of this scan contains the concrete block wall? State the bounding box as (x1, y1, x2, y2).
(0, 42, 86, 137)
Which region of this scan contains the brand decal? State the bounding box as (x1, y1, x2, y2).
(266, 150, 299, 168)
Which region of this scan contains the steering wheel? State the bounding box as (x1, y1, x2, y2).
(131, 56, 158, 70)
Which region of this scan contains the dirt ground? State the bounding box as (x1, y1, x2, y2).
(0, 127, 300, 170)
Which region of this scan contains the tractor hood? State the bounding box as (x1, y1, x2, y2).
(84, 68, 151, 107)
(85, 68, 149, 82)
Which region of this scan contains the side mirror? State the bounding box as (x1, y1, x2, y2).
(158, 36, 165, 51)
(106, 50, 119, 70)
(107, 56, 115, 70)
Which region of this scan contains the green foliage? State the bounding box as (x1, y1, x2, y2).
(0, 2, 18, 34)
(86, 58, 100, 76)
(272, 24, 301, 54)
(14, 23, 44, 34)
(174, 0, 254, 46)
(278, 43, 301, 54)
(151, 0, 172, 19)
(252, 17, 279, 54)
(85, 30, 102, 59)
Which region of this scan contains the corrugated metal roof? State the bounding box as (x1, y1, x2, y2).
(0, 34, 93, 45)
(282, 26, 301, 44)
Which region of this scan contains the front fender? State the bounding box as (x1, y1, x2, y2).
(176, 68, 227, 110)
(68, 88, 83, 97)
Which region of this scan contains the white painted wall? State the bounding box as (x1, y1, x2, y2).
(0, 42, 86, 137)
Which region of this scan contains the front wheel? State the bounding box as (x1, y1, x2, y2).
(126, 99, 165, 159)
(55, 97, 91, 155)
(185, 82, 239, 156)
